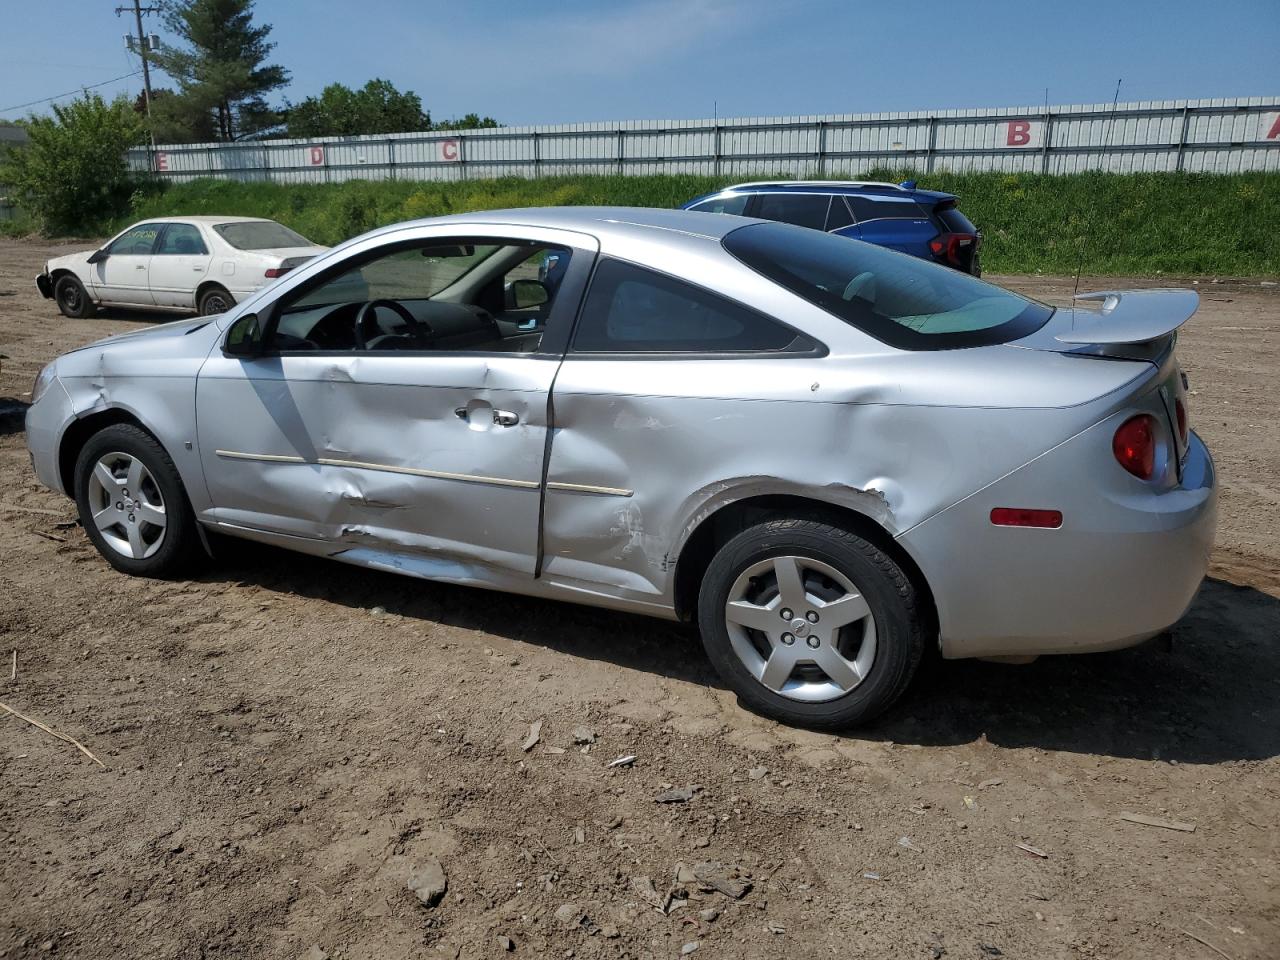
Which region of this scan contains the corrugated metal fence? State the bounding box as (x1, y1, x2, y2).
(128, 96, 1280, 185)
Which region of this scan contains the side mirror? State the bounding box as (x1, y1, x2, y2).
(86, 249, 108, 265)
(506, 278, 549, 310)
(223, 312, 265, 358)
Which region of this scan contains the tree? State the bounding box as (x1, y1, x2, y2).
(435, 113, 500, 131)
(285, 79, 430, 138)
(151, 0, 289, 141)
(0, 94, 146, 232)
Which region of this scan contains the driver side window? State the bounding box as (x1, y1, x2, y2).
(107, 223, 162, 256)
(268, 240, 574, 354)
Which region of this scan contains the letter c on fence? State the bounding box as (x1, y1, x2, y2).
(441, 139, 459, 162)
(1006, 120, 1032, 147)
(309, 146, 325, 166)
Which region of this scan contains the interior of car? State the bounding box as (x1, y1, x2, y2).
(268, 241, 571, 354)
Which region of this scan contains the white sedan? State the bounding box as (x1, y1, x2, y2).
(36, 216, 329, 317)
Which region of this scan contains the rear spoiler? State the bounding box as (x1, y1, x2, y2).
(1055, 289, 1199, 345)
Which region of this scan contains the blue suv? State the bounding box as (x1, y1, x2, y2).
(682, 180, 983, 276)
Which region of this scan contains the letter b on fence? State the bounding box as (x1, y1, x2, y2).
(1006, 120, 1033, 147)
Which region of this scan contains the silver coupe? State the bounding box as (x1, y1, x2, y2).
(25, 208, 1217, 727)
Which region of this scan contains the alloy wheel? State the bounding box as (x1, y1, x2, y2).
(86, 451, 167, 559)
(723, 555, 877, 703)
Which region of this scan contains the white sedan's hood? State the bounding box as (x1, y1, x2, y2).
(44, 249, 96, 272)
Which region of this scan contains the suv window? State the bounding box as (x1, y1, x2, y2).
(688, 194, 750, 215)
(107, 223, 162, 256)
(155, 223, 208, 256)
(847, 196, 929, 222)
(573, 259, 805, 354)
(936, 205, 978, 233)
(825, 196, 855, 232)
(754, 193, 830, 231)
(723, 221, 1051, 351)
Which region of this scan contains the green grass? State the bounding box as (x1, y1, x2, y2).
(9, 169, 1278, 276)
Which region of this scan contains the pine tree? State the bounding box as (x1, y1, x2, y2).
(152, 0, 289, 141)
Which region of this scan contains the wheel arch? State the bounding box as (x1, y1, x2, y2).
(671, 493, 938, 641)
(58, 408, 165, 497)
(195, 280, 233, 310)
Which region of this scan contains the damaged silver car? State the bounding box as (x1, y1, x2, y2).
(25, 208, 1217, 727)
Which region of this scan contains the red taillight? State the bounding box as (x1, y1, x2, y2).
(264, 267, 288, 278)
(1175, 397, 1188, 445)
(1113, 414, 1158, 480)
(990, 508, 1063, 528)
(928, 232, 977, 267)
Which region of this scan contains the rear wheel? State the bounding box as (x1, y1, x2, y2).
(697, 518, 924, 728)
(74, 424, 202, 577)
(198, 284, 233, 316)
(54, 275, 95, 318)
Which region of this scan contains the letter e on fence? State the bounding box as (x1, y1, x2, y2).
(154, 151, 168, 172)
(309, 146, 325, 166)
(1005, 120, 1035, 147)
(440, 139, 459, 162)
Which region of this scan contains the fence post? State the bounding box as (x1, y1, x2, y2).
(388, 138, 396, 181)
(459, 134, 467, 180)
(926, 116, 937, 174)
(816, 120, 827, 176)
(617, 129, 625, 176)
(1041, 110, 1053, 175)
(713, 123, 722, 179)
(533, 130, 541, 178)
(1175, 105, 1191, 172)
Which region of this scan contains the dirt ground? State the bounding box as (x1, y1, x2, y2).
(1, 237, 1277, 960)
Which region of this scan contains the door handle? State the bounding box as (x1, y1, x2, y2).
(135, 264, 146, 270)
(492, 410, 519, 427)
(454, 407, 468, 420)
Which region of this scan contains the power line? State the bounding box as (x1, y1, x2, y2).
(0, 70, 143, 115)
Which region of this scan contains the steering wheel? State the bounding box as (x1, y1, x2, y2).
(353, 299, 433, 350)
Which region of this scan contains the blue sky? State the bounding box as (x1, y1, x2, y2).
(2, 0, 1277, 123)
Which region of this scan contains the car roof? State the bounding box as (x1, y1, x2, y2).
(136, 215, 278, 225)
(377, 206, 753, 245)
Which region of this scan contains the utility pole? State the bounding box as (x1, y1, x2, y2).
(116, 1, 162, 154)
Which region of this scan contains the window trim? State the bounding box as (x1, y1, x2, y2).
(229, 235, 595, 360)
(566, 255, 826, 360)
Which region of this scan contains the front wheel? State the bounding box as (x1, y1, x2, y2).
(198, 284, 233, 316)
(74, 424, 203, 577)
(697, 518, 924, 729)
(54, 274, 95, 318)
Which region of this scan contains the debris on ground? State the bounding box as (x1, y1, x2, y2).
(630, 875, 664, 910)
(607, 754, 637, 768)
(521, 719, 543, 752)
(863, 871, 883, 881)
(692, 861, 752, 899)
(698, 908, 719, 923)
(656, 785, 701, 803)
(748, 766, 769, 780)
(897, 836, 918, 851)
(766, 921, 786, 935)
(302, 947, 328, 960)
(407, 856, 448, 907)
(497, 935, 514, 951)
(572, 725, 596, 744)
(978, 778, 1004, 789)
(1117, 812, 1197, 832)
(1015, 842, 1049, 859)
(554, 902, 582, 928)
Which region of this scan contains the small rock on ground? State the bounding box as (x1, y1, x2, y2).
(407, 856, 448, 908)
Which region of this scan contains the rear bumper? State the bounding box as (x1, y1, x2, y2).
(898, 424, 1216, 659)
(36, 273, 53, 299)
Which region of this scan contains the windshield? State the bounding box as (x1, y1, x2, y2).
(723, 222, 1051, 350)
(215, 220, 313, 250)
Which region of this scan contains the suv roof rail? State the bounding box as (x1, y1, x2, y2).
(722, 180, 908, 192)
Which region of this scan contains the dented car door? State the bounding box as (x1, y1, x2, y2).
(193, 226, 597, 579)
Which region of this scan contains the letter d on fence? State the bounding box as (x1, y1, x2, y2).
(309, 146, 325, 165)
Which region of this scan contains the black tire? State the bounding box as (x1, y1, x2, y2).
(198, 284, 233, 316)
(54, 274, 95, 318)
(696, 518, 925, 729)
(73, 424, 203, 578)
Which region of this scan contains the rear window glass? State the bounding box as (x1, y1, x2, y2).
(936, 205, 978, 233)
(573, 258, 805, 354)
(689, 194, 750, 215)
(847, 195, 929, 222)
(215, 220, 313, 250)
(723, 222, 1052, 350)
(754, 193, 830, 230)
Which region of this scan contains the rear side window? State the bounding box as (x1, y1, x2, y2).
(754, 193, 830, 230)
(573, 259, 806, 354)
(847, 196, 929, 222)
(723, 222, 1052, 350)
(156, 223, 208, 255)
(936, 205, 978, 233)
(689, 194, 750, 215)
(215, 220, 312, 250)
